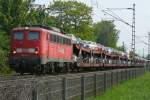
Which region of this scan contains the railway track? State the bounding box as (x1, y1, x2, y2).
(0, 67, 139, 82)
(0, 69, 114, 82)
(0, 71, 92, 82)
(0, 74, 36, 81)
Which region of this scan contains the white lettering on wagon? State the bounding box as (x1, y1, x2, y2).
(58, 48, 65, 54)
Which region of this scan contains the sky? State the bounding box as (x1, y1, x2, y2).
(35, 0, 150, 57)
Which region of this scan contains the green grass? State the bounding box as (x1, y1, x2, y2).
(93, 72, 150, 100)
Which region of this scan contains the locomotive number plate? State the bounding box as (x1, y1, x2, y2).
(22, 48, 28, 52)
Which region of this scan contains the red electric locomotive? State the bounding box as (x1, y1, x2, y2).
(9, 25, 73, 74)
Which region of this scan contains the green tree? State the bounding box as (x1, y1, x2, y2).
(117, 45, 126, 52)
(0, 30, 12, 75)
(48, 0, 95, 41)
(0, 0, 34, 33)
(94, 20, 119, 48)
(0, 31, 10, 51)
(26, 7, 57, 26)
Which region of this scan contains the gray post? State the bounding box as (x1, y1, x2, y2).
(81, 76, 85, 100)
(32, 81, 38, 100)
(148, 33, 150, 60)
(111, 72, 113, 86)
(120, 71, 123, 82)
(94, 74, 97, 97)
(104, 73, 107, 92)
(63, 78, 67, 100)
(135, 69, 137, 78)
(116, 71, 118, 84)
(125, 70, 128, 80)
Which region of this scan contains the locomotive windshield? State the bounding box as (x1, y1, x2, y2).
(28, 32, 39, 40)
(14, 32, 24, 40)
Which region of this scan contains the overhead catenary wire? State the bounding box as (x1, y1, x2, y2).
(135, 35, 148, 45)
(102, 10, 132, 27)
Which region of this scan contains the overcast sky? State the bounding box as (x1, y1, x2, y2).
(35, 0, 150, 56)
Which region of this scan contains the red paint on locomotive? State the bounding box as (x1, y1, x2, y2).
(9, 26, 73, 73)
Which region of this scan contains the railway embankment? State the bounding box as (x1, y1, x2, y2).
(0, 67, 150, 100)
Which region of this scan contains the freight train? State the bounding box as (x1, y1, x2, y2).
(9, 25, 145, 74)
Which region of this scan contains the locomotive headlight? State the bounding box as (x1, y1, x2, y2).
(13, 48, 17, 54)
(13, 50, 16, 54)
(35, 51, 38, 54)
(28, 48, 38, 54)
(35, 48, 38, 54)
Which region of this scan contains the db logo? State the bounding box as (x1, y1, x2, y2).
(58, 48, 64, 54)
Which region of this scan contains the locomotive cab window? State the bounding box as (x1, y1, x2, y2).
(28, 32, 40, 40)
(14, 32, 24, 40)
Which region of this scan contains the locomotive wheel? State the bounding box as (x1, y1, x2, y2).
(51, 63, 55, 74)
(46, 63, 53, 74)
(35, 65, 43, 75)
(62, 63, 69, 73)
(55, 66, 61, 73)
(43, 65, 47, 74)
(62, 67, 67, 73)
(54, 63, 61, 73)
(20, 72, 24, 75)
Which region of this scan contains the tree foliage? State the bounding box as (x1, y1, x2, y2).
(94, 20, 119, 48)
(26, 7, 56, 26)
(48, 0, 95, 41)
(0, 31, 10, 51)
(0, 0, 34, 33)
(117, 45, 126, 52)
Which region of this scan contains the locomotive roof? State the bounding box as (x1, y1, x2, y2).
(12, 27, 71, 39)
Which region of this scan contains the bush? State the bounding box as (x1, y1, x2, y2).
(0, 50, 14, 75)
(0, 31, 10, 51)
(0, 31, 14, 75)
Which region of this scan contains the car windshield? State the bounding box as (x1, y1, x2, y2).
(28, 32, 39, 40)
(14, 32, 24, 40)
